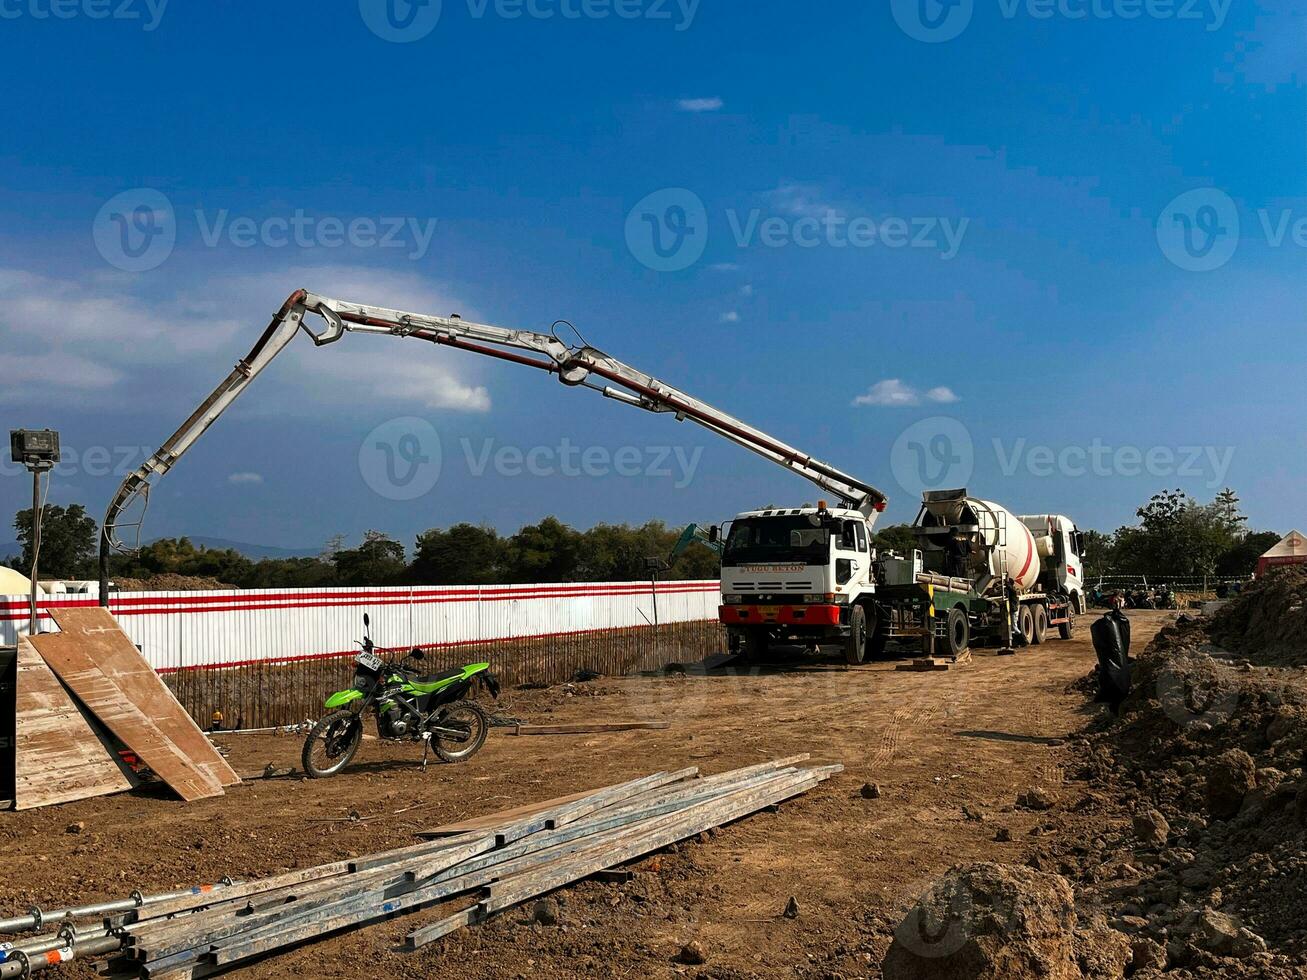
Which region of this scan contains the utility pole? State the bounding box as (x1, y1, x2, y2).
(9, 430, 60, 636)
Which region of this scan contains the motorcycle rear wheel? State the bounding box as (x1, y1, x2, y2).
(432, 700, 489, 764)
(302, 709, 364, 779)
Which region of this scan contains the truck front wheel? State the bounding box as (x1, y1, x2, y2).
(844, 605, 868, 665)
(743, 628, 770, 661)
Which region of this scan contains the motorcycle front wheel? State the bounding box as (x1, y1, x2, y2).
(301, 709, 364, 779)
(431, 700, 489, 764)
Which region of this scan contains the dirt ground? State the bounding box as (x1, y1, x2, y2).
(0, 613, 1174, 979)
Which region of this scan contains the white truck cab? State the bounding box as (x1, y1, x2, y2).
(1018, 514, 1087, 613)
(717, 503, 878, 663)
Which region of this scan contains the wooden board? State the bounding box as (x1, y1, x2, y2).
(13, 636, 133, 810)
(30, 610, 234, 802)
(47, 607, 240, 789)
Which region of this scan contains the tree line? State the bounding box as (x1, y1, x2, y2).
(2, 487, 1278, 588)
(2, 508, 721, 587)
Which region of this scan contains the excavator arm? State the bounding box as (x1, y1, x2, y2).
(100, 289, 888, 601)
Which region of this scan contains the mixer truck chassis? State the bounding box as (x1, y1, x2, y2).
(874, 583, 1076, 659)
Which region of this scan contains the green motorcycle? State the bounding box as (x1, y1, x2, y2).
(301, 614, 499, 779)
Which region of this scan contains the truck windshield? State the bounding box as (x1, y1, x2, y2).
(723, 517, 830, 566)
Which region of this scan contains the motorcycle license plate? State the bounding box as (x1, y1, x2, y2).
(355, 651, 384, 673)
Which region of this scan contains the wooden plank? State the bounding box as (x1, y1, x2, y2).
(507, 722, 671, 736)
(30, 631, 224, 803)
(12, 636, 133, 810)
(47, 607, 240, 789)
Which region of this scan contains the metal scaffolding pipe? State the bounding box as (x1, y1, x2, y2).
(0, 881, 234, 936)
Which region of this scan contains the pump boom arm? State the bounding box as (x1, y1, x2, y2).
(100, 290, 888, 599)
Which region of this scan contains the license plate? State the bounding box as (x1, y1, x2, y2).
(759, 606, 781, 620)
(355, 651, 384, 673)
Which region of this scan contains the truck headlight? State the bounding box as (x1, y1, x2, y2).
(832, 594, 849, 604)
(803, 594, 824, 604)
(723, 594, 743, 604)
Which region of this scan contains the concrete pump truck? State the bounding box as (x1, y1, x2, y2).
(98, 289, 1081, 666)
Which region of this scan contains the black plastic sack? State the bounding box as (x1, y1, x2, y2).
(1091, 611, 1132, 709)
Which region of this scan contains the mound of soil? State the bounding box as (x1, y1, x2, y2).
(112, 574, 238, 591)
(882, 862, 1082, 980)
(1043, 614, 1307, 977)
(1210, 567, 1307, 667)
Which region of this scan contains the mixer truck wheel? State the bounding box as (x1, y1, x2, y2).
(844, 605, 868, 665)
(1058, 610, 1075, 640)
(945, 607, 970, 658)
(1031, 604, 1048, 645)
(1018, 605, 1035, 647)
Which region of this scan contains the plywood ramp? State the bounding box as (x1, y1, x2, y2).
(33, 607, 239, 801)
(13, 636, 132, 810)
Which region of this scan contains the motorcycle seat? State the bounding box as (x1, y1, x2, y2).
(409, 667, 466, 687)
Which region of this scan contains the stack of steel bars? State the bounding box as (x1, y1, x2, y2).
(0, 756, 837, 979)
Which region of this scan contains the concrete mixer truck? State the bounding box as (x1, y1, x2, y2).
(873, 489, 1087, 660)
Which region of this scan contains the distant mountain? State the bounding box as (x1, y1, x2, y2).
(148, 536, 323, 560)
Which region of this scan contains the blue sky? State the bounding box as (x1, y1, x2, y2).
(2, 0, 1304, 552)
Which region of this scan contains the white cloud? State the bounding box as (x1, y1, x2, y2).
(767, 183, 845, 221)
(719, 311, 740, 324)
(677, 97, 723, 113)
(0, 263, 493, 414)
(708, 263, 740, 272)
(739, 284, 754, 297)
(227, 472, 264, 485)
(852, 379, 961, 407)
(0, 352, 121, 403)
(925, 386, 960, 404)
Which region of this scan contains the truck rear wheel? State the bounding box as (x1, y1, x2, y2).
(1031, 604, 1048, 645)
(946, 607, 970, 658)
(1018, 605, 1035, 647)
(844, 605, 868, 665)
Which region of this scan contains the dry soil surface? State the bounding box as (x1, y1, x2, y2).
(0, 612, 1174, 979)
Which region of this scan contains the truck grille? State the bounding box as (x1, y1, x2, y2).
(732, 581, 813, 592)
